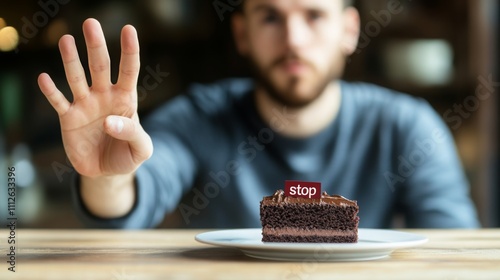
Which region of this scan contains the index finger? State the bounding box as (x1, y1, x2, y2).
(38, 73, 71, 116)
(116, 25, 140, 92)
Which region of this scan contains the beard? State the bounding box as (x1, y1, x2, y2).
(248, 52, 344, 108)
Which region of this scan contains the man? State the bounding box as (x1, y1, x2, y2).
(38, 0, 479, 228)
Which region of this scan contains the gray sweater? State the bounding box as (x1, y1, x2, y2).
(72, 79, 480, 229)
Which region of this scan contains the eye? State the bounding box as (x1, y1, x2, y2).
(308, 10, 324, 22)
(263, 11, 280, 24)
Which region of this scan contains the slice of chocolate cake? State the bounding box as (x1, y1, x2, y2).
(260, 190, 359, 243)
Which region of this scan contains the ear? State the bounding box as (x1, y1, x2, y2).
(231, 13, 249, 56)
(341, 7, 361, 56)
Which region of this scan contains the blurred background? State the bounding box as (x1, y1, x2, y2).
(0, 0, 498, 228)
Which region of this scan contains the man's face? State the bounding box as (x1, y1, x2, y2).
(234, 0, 359, 107)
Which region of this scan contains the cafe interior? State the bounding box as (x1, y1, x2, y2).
(0, 0, 499, 229)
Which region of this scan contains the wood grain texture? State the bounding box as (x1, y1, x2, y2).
(0, 229, 499, 280)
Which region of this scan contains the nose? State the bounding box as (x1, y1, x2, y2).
(284, 15, 311, 50)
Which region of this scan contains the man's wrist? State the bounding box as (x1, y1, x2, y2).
(80, 173, 136, 218)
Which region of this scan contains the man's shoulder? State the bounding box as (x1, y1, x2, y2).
(184, 78, 254, 111)
(342, 82, 433, 116)
(148, 78, 253, 122)
(341, 81, 444, 135)
(144, 78, 251, 127)
(342, 81, 423, 108)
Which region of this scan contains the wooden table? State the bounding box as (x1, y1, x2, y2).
(0, 229, 499, 279)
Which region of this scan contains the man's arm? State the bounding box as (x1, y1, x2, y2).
(397, 99, 480, 228)
(72, 99, 201, 228)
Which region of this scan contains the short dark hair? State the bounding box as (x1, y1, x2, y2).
(344, 0, 355, 7)
(235, 0, 355, 14)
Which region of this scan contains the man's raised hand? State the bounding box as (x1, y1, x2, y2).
(38, 18, 153, 178)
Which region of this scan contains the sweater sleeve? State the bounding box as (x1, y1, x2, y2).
(395, 98, 480, 228)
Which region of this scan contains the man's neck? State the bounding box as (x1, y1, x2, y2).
(254, 81, 342, 138)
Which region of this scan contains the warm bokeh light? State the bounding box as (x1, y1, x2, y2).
(0, 17, 6, 29)
(0, 26, 20, 52)
(44, 19, 69, 47)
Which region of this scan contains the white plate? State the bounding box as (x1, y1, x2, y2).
(195, 228, 427, 262)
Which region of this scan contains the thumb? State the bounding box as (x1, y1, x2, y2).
(104, 115, 153, 161)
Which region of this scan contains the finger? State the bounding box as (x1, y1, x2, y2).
(103, 115, 153, 161)
(116, 25, 140, 92)
(38, 73, 71, 116)
(59, 34, 89, 100)
(82, 18, 111, 92)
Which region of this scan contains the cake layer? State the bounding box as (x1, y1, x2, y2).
(263, 227, 357, 237)
(261, 204, 359, 230)
(261, 190, 357, 206)
(262, 234, 358, 243)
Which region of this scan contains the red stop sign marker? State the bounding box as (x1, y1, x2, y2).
(284, 181, 321, 199)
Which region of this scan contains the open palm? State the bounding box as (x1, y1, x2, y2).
(38, 19, 153, 178)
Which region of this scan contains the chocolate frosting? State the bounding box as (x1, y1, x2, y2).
(261, 189, 358, 206)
